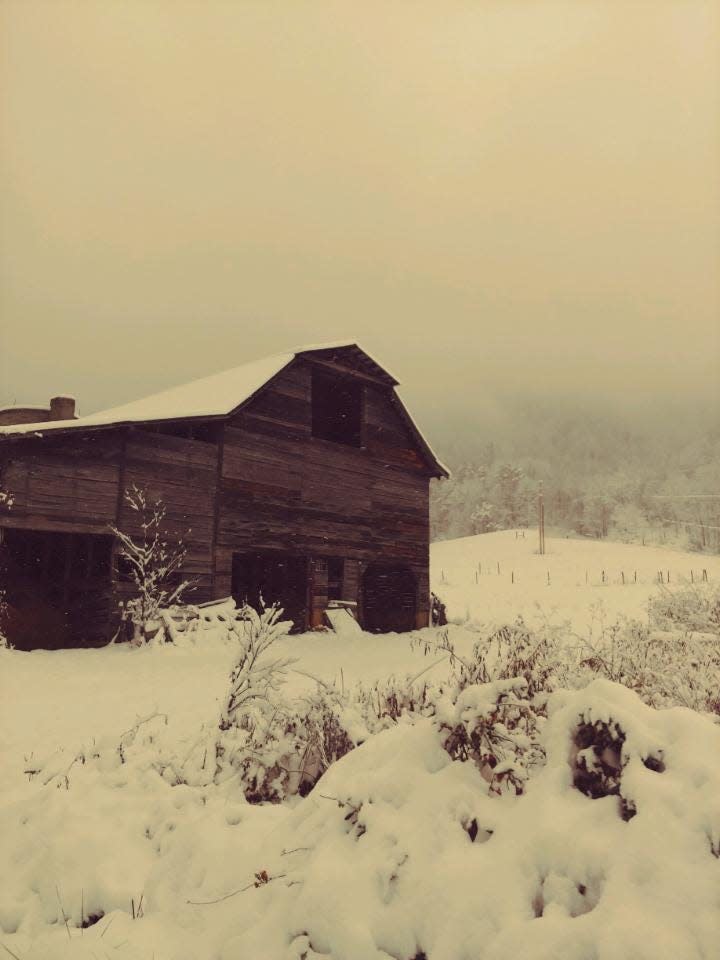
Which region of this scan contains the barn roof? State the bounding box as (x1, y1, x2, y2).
(0, 342, 449, 477)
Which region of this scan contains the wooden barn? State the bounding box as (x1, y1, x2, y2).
(0, 343, 448, 648)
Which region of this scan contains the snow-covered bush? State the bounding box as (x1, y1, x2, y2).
(648, 581, 720, 634)
(466, 618, 566, 696)
(218, 604, 295, 733)
(213, 605, 369, 800)
(430, 590, 447, 626)
(217, 617, 565, 800)
(435, 677, 543, 795)
(562, 681, 696, 824)
(574, 609, 720, 715)
(213, 603, 297, 798)
(111, 485, 194, 644)
(192, 680, 720, 960)
(354, 675, 438, 730)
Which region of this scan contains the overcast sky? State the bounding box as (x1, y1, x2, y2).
(1, 0, 718, 429)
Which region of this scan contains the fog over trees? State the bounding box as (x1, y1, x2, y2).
(428, 390, 720, 553)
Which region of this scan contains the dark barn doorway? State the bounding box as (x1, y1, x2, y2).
(361, 563, 417, 633)
(0, 528, 114, 649)
(231, 551, 309, 632)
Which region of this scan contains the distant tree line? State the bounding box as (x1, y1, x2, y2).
(430, 410, 720, 553)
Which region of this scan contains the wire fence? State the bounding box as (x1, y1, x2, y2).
(438, 564, 713, 588)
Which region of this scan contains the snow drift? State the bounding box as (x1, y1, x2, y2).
(3, 678, 719, 960)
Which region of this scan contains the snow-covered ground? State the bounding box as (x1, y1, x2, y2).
(432, 529, 720, 629)
(1, 532, 719, 959)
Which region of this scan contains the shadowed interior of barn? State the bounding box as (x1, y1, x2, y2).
(0, 344, 447, 649)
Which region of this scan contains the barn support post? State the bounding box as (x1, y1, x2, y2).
(415, 562, 431, 629)
(213, 547, 233, 599)
(108, 430, 128, 627)
(340, 557, 362, 625)
(355, 560, 367, 627)
(210, 425, 225, 598)
(309, 557, 328, 629)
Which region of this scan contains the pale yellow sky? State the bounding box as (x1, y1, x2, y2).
(1, 0, 718, 421)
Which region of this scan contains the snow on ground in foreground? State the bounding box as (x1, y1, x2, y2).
(432, 529, 720, 630)
(0, 627, 480, 785)
(1, 532, 719, 959)
(2, 676, 719, 960)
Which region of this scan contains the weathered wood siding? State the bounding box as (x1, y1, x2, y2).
(116, 431, 218, 602)
(0, 433, 123, 533)
(216, 357, 431, 621)
(0, 433, 124, 642)
(0, 428, 221, 616)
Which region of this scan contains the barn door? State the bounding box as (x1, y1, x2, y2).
(231, 551, 309, 632)
(361, 563, 417, 633)
(0, 529, 114, 649)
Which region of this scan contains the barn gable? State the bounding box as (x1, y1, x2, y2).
(0, 342, 447, 479)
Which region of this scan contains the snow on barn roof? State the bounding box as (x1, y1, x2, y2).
(0, 342, 448, 476)
(0, 343, 330, 435)
(0, 405, 50, 413)
(1, 350, 295, 435)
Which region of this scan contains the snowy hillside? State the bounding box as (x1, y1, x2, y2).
(432, 529, 720, 629)
(1, 533, 719, 959)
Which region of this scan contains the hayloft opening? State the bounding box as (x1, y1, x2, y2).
(311, 371, 362, 447)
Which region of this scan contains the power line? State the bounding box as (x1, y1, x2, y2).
(657, 517, 720, 532)
(651, 495, 720, 500)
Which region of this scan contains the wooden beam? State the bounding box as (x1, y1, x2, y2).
(301, 356, 392, 387)
(0, 516, 112, 535)
(210, 424, 225, 597)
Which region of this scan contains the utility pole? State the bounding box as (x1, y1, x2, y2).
(538, 481, 545, 556)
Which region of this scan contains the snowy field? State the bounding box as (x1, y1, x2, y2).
(432, 529, 720, 630)
(1, 532, 719, 959)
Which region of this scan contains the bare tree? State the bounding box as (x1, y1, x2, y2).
(111, 485, 194, 644)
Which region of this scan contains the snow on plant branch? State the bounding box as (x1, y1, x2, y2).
(110, 484, 196, 643)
